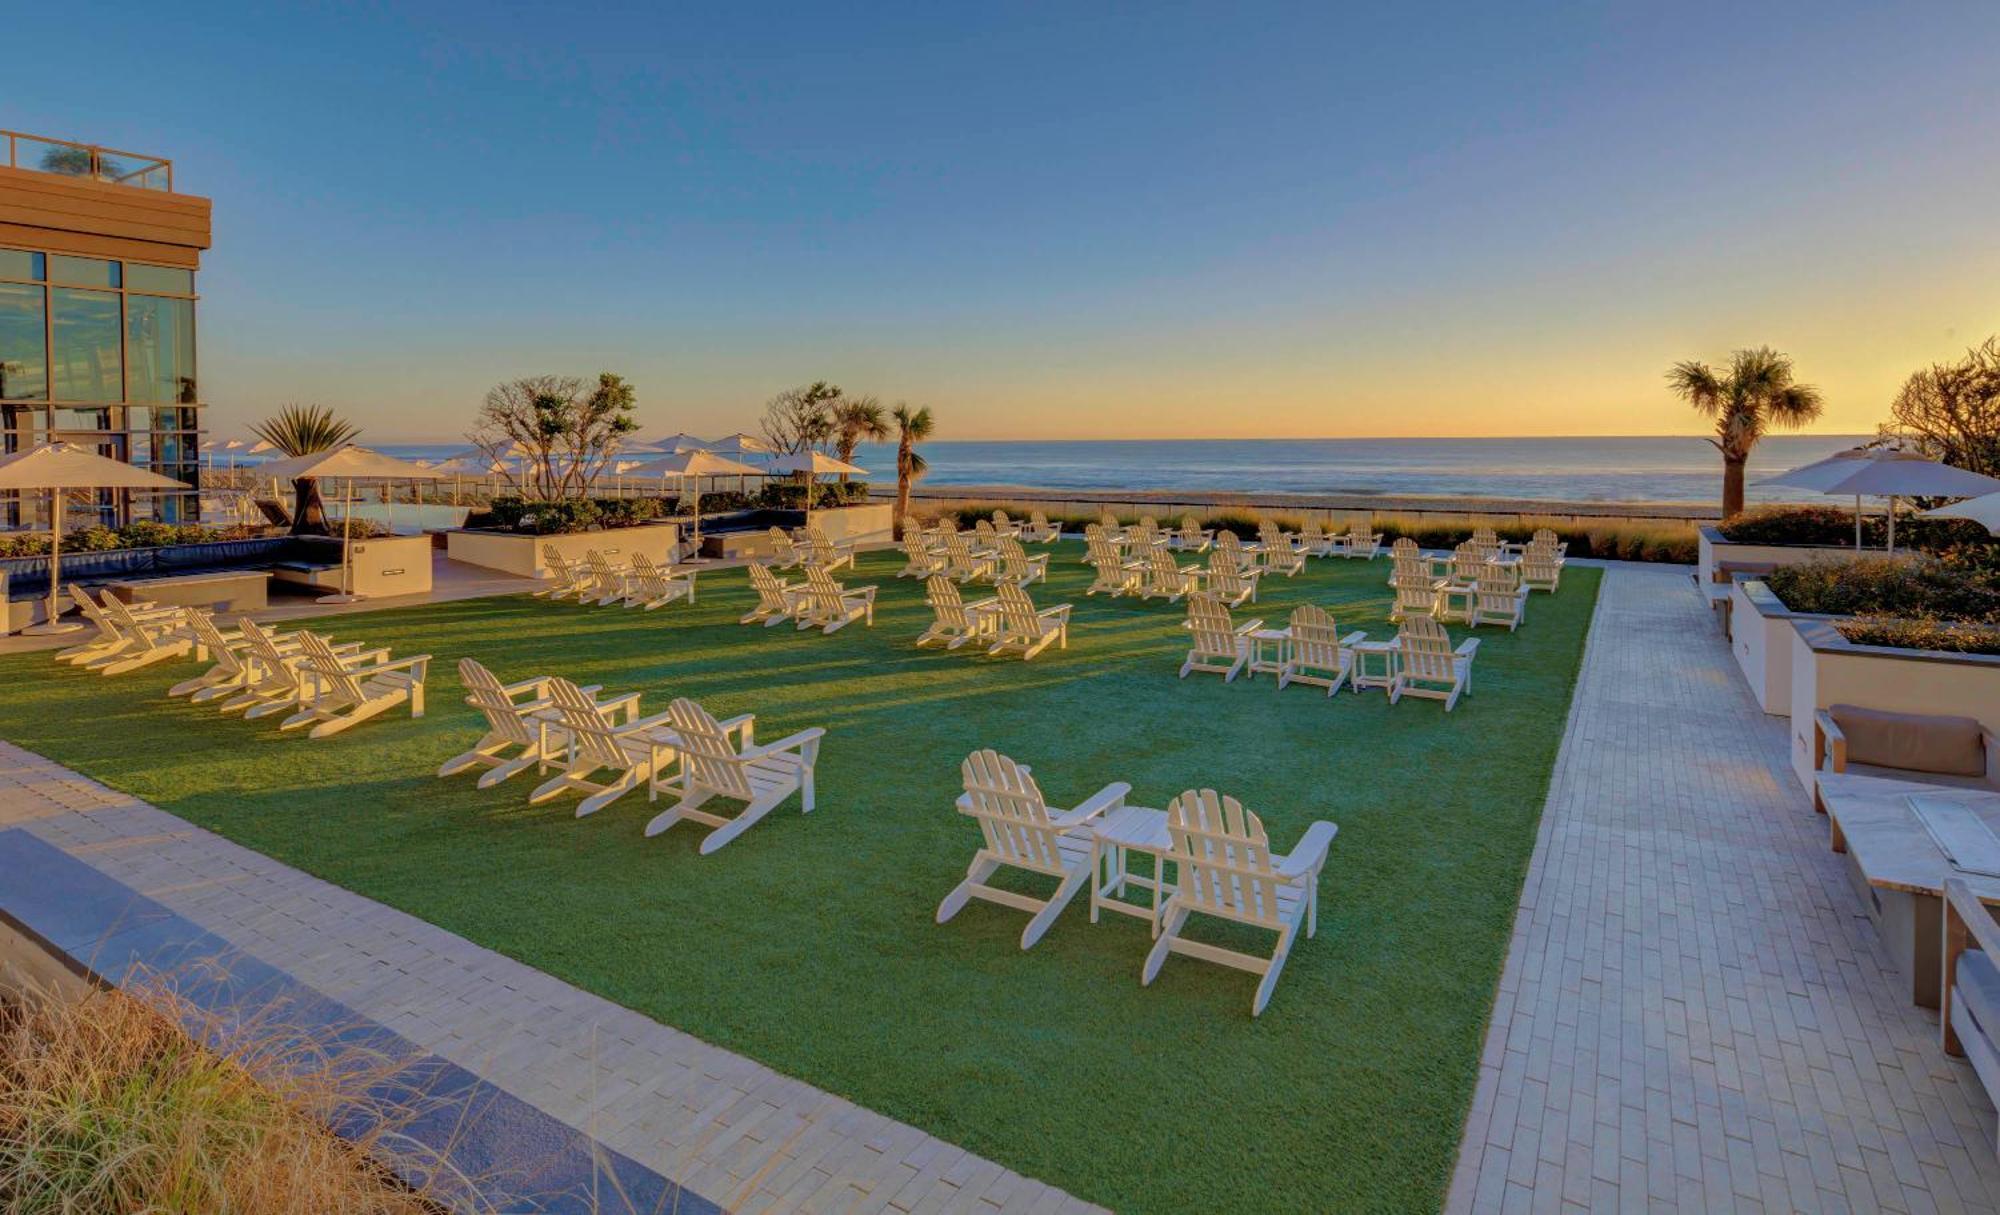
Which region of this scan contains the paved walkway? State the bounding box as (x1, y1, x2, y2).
(1447, 564, 2000, 1213)
(0, 743, 1100, 1214)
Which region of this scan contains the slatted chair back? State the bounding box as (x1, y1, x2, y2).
(1148, 548, 1183, 587)
(66, 586, 127, 641)
(1029, 509, 1052, 531)
(767, 527, 802, 565)
(1390, 537, 1419, 559)
(1178, 518, 1207, 548)
(541, 546, 583, 591)
(1472, 525, 1499, 548)
(1398, 613, 1459, 682)
(902, 529, 934, 565)
(995, 581, 1045, 639)
(1391, 555, 1433, 584)
(237, 617, 296, 682)
(293, 631, 373, 707)
(668, 697, 755, 802)
(803, 565, 847, 611)
(1087, 553, 1130, 592)
(933, 516, 958, 537)
(626, 552, 663, 597)
(1085, 536, 1123, 565)
(925, 575, 975, 634)
(747, 562, 793, 616)
(1532, 527, 1558, 547)
(973, 519, 999, 544)
(103, 597, 179, 654)
(1393, 581, 1438, 620)
(179, 609, 248, 679)
(545, 676, 632, 770)
(1166, 789, 1285, 929)
(1347, 523, 1377, 546)
(580, 549, 621, 596)
(1450, 540, 1485, 579)
(993, 509, 1012, 529)
(995, 537, 1034, 581)
(1185, 593, 1242, 660)
(959, 749, 1070, 874)
(1207, 550, 1252, 596)
(1289, 604, 1343, 671)
(1099, 512, 1120, 530)
(459, 657, 540, 749)
(1522, 551, 1562, 587)
(1215, 530, 1248, 568)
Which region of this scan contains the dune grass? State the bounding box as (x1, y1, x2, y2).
(0, 546, 1600, 1213)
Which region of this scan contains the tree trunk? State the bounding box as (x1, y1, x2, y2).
(1721, 455, 1747, 520)
(895, 456, 912, 540)
(290, 476, 330, 536)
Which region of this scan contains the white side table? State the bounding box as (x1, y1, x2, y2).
(1350, 639, 1399, 695)
(1090, 804, 1175, 935)
(1245, 627, 1290, 681)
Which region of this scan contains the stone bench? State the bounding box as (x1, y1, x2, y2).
(106, 570, 271, 614)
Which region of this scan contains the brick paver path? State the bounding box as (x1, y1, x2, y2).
(1447, 563, 2000, 1213)
(0, 743, 1102, 1215)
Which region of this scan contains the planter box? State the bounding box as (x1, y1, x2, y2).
(274, 533, 434, 599)
(805, 503, 894, 547)
(1786, 621, 2000, 791)
(1728, 580, 1846, 716)
(445, 523, 679, 580)
(1697, 525, 1895, 590)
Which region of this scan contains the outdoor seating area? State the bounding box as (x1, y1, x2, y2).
(0, 536, 1601, 1211)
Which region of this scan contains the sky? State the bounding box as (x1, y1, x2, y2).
(10, 2, 2000, 442)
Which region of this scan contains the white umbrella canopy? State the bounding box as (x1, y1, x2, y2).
(644, 432, 712, 453)
(1815, 452, 2000, 554)
(1753, 445, 1903, 549)
(627, 449, 769, 551)
(708, 432, 775, 456)
(0, 443, 189, 634)
(762, 451, 869, 478)
(253, 446, 442, 603)
(1922, 492, 2000, 535)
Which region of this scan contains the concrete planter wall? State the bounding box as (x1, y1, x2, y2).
(806, 503, 894, 547)
(276, 533, 435, 598)
(1696, 525, 1889, 589)
(445, 523, 679, 580)
(1728, 580, 1846, 716)
(1785, 621, 2000, 791)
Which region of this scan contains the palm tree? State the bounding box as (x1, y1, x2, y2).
(1666, 347, 1823, 519)
(831, 396, 889, 484)
(890, 402, 934, 538)
(250, 404, 360, 535)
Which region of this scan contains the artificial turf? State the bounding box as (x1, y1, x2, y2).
(0, 545, 1600, 1213)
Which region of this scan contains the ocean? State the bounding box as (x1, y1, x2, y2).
(368, 434, 1866, 507)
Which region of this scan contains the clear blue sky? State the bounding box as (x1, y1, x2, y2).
(11, 2, 2000, 440)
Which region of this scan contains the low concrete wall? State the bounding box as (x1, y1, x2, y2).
(1697, 525, 1890, 588)
(1786, 622, 2000, 790)
(446, 523, 679, 579)
(273, 534, 434, 598)
(808, 503, 894, 547)
(1728, 580, 1844, 716)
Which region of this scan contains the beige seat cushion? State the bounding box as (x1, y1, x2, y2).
(1831, 704, 1989, 778)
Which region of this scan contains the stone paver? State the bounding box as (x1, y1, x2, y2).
(0, 744, 1101, 1215)
(1447, 563, 2000, 1213)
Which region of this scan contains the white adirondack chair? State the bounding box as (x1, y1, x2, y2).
(279, 631, 429, 739)
(766, 527, 806, 570)
(916, 575, 1000, 650)
(1258, 530, 1305, 577)
(642, 697, 825, 853)
(1138, 548, 1204, 602)
(1520, 550, 1563, 592)
(943, 531, 997, 584)
(1530, 527, 1568, 557)
(742, 563, 802, 626)
(92, 600, 198, 676)
(1298, 521, 1339, 558)
(167, 609, 265, 702)
(1142, 789, 1338, 1016)
(1469, 566, 1528, 630)
(536, 547, 591, 600)
(992, 537, 1050, 587)
(57, 587, 178, 668)
(622, 553, 696, 610)
(1214, 530, 1256, 573)
(987, 582, 1071, 660)
(1278, 604, 1366, 696)
(223, 618, 384, 719)
(1205, 550, 1260, 606)
(1180, 593, 1262, 681)
(1390, 577, 1444, 623)
(1389, 536, 1420, 560)
(802, 526, 855, 573)
(1098, 511, 1121, 532)
(1086, 551, 1142, 597)
(972, 518, 1005, 551)
(1018, 510, 1062, 544)
(791, 566, 876, 633)
(1341, 523, 1383, 559)
(579, 549, 628, 606)
(1170, 516, 1214, 553)
(1389, 613, 1480, 711)
(990, 509, 1023, 538)
(528, 676, 679, 815)
(438, 658, 571, 787)
(1470, 526, 1502, 559)
(935, 749, 1130, 949)
(898, 530, 946, 578)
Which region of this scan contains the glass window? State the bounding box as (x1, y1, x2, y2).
(48, 255, 120, 288)
(50, 287, 123, 402)
(127, 294, 195, 403)
(124, 263, 193, 295)
(0, 283, 47, 400)
(55, 407, 115, 432)
(0, 250, 44, 281)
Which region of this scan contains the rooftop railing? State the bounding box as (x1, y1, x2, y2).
(1, 129, 173, 192)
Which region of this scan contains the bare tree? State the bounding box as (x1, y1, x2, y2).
(760, 382, 842, 456)
(1883, 337, 2000, 484)
(469, 373, 639, 500)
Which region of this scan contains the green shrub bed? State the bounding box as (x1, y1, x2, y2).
(1764, 558, 2000, 622)
(1837, 616, 2000, 656)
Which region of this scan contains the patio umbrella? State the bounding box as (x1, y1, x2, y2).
(1920, 491, 2000, 536)
(427, 455, 509, 505)
(708, 433, 776, 493)
(762, 450, 869, 529)
(1753, 445, 1901, 549)
(649, 432, 711, 453)
(1816, 453, 2000, 554)
(628, 449, 767, 553)
(254, 445, 443, 602)
(0, 443, 188, 634)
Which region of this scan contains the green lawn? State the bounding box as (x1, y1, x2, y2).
(0, 546, 1600, 1213)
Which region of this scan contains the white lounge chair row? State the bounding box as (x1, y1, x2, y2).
(1179, 593, 1480, 710)
(439, 658, 822, 853)
(57, 587, 429, 739)
(766, 526, 855, 573)
(936, 749, 1338, 1016)
(538, 547, 696, 610)
(900, 530, 1050, 587)
(915, 577, 1071, 659)
(744, 563, 877, 633)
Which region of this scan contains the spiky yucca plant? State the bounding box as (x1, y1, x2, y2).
(251, 404, 360, 536)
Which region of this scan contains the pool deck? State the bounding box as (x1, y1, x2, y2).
(1446, 563, 2000, 1213)
(4, 559, 1997, 1211)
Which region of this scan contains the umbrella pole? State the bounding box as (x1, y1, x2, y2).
(1854, 495, 1862, 550)
(23, 489, 82, 635)
(1887, 495, 1896, 555)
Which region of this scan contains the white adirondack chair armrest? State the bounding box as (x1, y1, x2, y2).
(713, 713, 756, 745)
(848, 585, 880, 599)
(501, 676, 552, 696)
(1055, 780, 1131, 827)
(1234, 619, 1266, 636)
(1275, 821, 1340, 880)
(614, 710, 679, 736)
(1454, 639, 1481, 658)
(1338, 630, 1367, 647)
(347, 653, 431, 680)
(1039, 605, 1072, 623)
(592, 691, 644, 720)
(742, 726, 826, 761)
(332, 646, 394, 667)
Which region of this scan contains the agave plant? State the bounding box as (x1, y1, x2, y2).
(250, 404, 360, 536)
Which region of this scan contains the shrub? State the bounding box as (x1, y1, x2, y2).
(1717, 505, 1863, 546)
(758, 481, 865, 511)
(1206, 512, 1262, 540)
(594, 496, 664, 530)
(1764, 557, 2000, 622)
(0, 522, 246, 560)
(1837, 615, 2000, 656)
